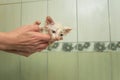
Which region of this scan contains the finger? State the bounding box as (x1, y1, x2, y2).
(33, 32, 51, 41)
(36, 49, 43, 52)
(50, 41, 55, 44)
(28, 32, 51, 42)
(41, 34, 51, 42)
(36, 46, 49, 52)
(36, 43, 49, 49)
(34, 21, 41, 25)
(17, 50, 34, 57)
(40, 34, 51, 41)
(35, 40, 49, 45)
(30, 25, 41, 32)
(5, 50, 32, 57)
(18, 52, 31, 57)
(29, 21, 41, 32)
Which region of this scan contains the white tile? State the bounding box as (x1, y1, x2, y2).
(48, 0, 77, 42)
(22, 1, 47, 26)
(22, 0, 34, 2)
(0, 4, 21, 79)
(0, 4, 21, 32)
(0, 51, 20, 80)
(22, 0, 38, 2)
(79, 53, 111, 80)
(109, 0, 120, 41)
(78, 0, 110, 41)
(0, 0, 21, 4)
(111, 53, 120, 80)
(20, 53, 47, 80)
(48, 52, 78, 80)
(22, 0, 44, 2)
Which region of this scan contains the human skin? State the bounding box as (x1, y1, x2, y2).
(0, 21, 51, 57)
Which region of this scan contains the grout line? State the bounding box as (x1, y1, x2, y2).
(75, 0, 79, 80)
(47, 0, 49, 16)
(107, 0, 113, 80)
(18, 1, 22, 80)
(20, 1, 22, 25)
(107, 0, 112, 42)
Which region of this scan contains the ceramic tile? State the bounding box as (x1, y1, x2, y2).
(45, 41, 115, 52)
(0, 4, 21, 32)
(0, 51, 20, 80)
(0, 4, 21, 80)
(20, 53, 47, 80)
(22, 0, 43, 2)
(111, 53, 120, 80)
(21, 1, 47, 26)
(22, 0, 36, 2)
(109, 0, 120, 41)
(48, 52, 78, 80)
(78, 0, 110, 41)
(46, 42, 77, 52)
(79, 53, 111, 80)
(48, 0, 77, 42)
(0, 0, 21, 4)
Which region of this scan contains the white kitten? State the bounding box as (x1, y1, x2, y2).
(41, 16, 72, 42)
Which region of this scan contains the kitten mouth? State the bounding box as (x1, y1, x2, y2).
(55, 37, 63, 41)
(60, 37, 63, 40)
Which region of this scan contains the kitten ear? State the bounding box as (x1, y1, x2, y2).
(46, 16, 55, 25)
(64, 27, 72, 35)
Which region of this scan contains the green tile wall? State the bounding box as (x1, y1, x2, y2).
(0, 0, 120, 80)
(1, 51, 120, 80)
(0, 51, 20, 80)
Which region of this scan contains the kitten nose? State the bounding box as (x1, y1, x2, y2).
(55, 37, 63, 41)
(55, 37, 59, 41)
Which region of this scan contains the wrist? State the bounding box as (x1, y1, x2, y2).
(0, 32, 13, 50)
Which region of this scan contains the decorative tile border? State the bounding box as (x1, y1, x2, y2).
(45, 41, 120, 52)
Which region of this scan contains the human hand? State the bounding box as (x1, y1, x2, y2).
(2, 21, 51, 57)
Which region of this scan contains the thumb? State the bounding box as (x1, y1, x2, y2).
(34, 21, 41, 25)
(30, 21, 41, 32)
(31, 32, 51, 41)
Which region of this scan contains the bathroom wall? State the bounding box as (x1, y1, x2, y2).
(0, 0, 120, 80)
(0, 2, 21, 80)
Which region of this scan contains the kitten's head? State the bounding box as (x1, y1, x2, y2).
(45, 16, 72, 41)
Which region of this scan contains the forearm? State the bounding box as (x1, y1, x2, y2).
(0, 32, 10, 50)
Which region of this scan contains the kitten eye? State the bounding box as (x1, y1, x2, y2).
(60, 34, 63, 36)
(52, 30, 56, 33)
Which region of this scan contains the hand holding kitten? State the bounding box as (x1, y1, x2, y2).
(0, 16, 72, 57)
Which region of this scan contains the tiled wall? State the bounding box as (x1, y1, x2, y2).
(0, 0, 120, 80)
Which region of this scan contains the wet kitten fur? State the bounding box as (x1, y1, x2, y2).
(41, 16, 72, 42)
